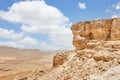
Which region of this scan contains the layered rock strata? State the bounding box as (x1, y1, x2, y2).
(71, 18, 120, 50)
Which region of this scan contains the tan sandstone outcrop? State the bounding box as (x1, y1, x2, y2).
(71, 18, 120, 50)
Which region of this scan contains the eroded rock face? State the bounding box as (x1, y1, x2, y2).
(71, 18, 120, 50)
(14, 18, 120, 80)
(111, 18, 120, 40)
(53, 52, 67, 67)
(35, 41, 120, 80)
(53, 51, 75, 67)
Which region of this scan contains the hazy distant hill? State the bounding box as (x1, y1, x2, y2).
(0, 46, 55, 80)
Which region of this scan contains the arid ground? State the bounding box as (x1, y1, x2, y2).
(0, 46, 55, 80)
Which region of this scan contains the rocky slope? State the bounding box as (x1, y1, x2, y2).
(15, 18, 120, 80)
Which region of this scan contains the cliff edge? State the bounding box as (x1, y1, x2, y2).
(15, 18, 120, 80)
(71, 18, 120, 50)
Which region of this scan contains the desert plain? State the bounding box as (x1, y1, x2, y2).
(0, 46, 55, 80)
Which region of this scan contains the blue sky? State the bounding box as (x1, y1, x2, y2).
(45, 0, 118, 22)
(0, 0, 120, 50)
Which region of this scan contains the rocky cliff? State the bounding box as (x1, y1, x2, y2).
(14, 18, 120, 80)
(71, 18, 120, 50)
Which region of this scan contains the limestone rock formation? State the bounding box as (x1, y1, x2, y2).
(71, 18, 120, 50)
(37, 41, 120, 80)
(14, 18, 120, 80)
(53, 51, 74, 67)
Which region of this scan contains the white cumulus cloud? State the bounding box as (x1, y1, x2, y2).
(0, 28, 24, 40)
(114, 2, 120, 10)
(78, 2, 87, 10)
(0, 41, 24, 48)
(0, 0, 74, 50)
(17, 36, 38, 45)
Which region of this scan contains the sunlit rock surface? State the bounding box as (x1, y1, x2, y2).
(15, 18, 120, 80)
